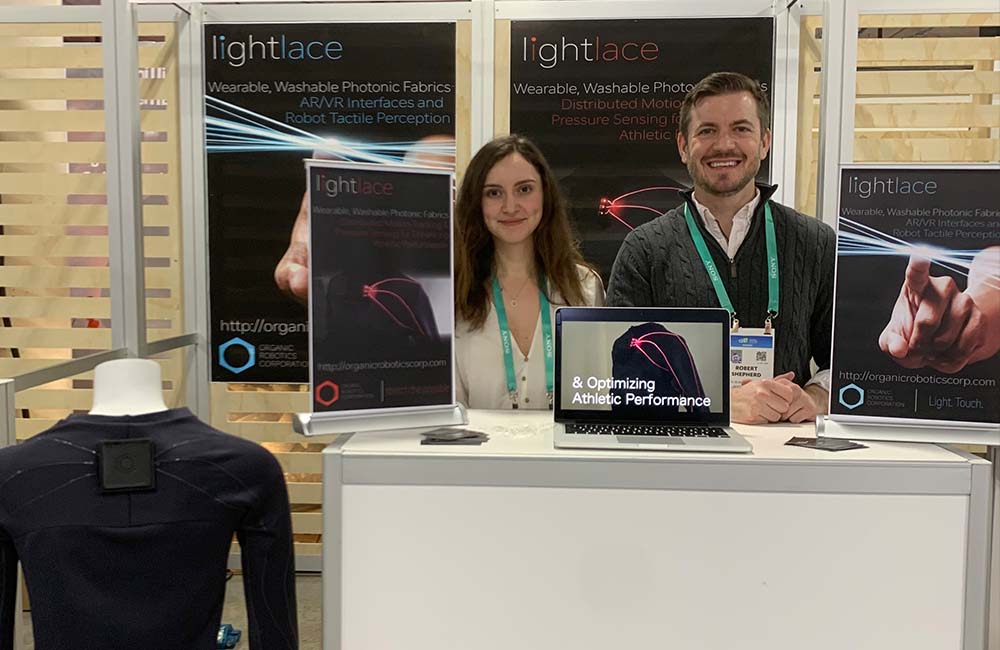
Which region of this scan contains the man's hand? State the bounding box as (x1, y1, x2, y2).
(274, 193, 310, 305)
(784, 384, 825, 424)
(733, 371, 794, 424)
(731, 371, 822, 424)
(879, 253, 998, 373)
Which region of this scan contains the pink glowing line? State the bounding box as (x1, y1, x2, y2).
(611, 203, 664, 215)
(637, 331, 706, 397)
(377, 289, 427, 337)
(361, 278, 427, 337)
(366, 290, 423, 335)
(364, 288, 409, 329)
(601, 186, 687, 231)
(371, 277, 420, 288)
(612, 186, 687, 202)
(631, 330, 706, 398)
(629, 337, 683, 393)
(636, 331, 699, 379)
(605, 208, 635, 231)
(670, 333, 707, 397)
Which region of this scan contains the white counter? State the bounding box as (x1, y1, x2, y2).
(321, 410, 991, 650)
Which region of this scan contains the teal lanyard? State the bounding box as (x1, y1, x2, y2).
(491, 276, 554, 409)
(683, 201, 779, 329)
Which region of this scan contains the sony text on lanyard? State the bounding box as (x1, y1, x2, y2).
(684, 202, 779, 386)
(491, 276, 554, 409)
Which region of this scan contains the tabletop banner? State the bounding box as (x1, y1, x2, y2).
(307, 160, 454, 413)
(830, 166, 999, 426)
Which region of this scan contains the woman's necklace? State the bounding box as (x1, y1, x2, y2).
(501, 274, 533, 307)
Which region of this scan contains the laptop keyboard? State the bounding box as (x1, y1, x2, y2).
(565, 423, 730, 438)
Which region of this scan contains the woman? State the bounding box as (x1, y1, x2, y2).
(455, 134, 604, 410)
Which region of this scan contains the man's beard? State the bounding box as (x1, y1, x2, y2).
(686, 156, 759, 197)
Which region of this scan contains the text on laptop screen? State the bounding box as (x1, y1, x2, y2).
(559, 320, 725, 418)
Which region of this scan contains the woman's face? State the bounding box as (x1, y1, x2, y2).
(481, 152, 544, 248)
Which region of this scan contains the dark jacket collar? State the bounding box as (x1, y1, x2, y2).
(679, 181, 778, 207)
(677, 182, 778, 260)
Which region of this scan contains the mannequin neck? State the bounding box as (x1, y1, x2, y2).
(90, 359, 168, 416)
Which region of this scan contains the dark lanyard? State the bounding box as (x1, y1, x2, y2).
(683, 201, 779, 329)
(491, 276, 553, 409)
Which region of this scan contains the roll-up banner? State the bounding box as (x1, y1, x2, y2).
(204, 22, 456, 383)
(508, 18, 774, 278)
(307, 161, 454, 413)
(830, 165, 999, 430)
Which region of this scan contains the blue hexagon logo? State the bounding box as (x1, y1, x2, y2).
(838, 383, 865, 410)
(218, 337, 255, 374)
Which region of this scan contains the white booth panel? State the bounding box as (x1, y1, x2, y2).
(342, 485, 967, 650)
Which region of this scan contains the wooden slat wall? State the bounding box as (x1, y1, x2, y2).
(795, 15, 823, 217)
(1, 22, 110, 421)
(1, 23, 187, 429)
(455, 20, 473, 176)
(493, 19, 511, 136)
(795, 12, 1000, 217)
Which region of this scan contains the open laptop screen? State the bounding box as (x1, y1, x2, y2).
(554, 307, 730, 425)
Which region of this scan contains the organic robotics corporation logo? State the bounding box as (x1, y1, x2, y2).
(838, 383, 865, 410)
(219, 337, 256, 374)
(315, 380, 340, 407)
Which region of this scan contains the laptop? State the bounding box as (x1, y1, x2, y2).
(553, 307, 752, 453)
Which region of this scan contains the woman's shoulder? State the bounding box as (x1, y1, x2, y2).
(575, 264, 606, 306)
(454, 316, 477, 338)
(455, 308, 497, 339)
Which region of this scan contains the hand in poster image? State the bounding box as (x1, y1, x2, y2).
(879, 247, 1000, 373)
(274, 135, 456, 304)
(732, 371, 822, 424)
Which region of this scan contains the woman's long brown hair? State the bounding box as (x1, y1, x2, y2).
(455, 134, 594, 330)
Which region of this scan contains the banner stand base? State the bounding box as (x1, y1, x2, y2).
(294, 403, 467, 437)
(817, 416, 1000, 446)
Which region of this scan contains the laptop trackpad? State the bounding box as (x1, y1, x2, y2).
(616, 436, 685, 444)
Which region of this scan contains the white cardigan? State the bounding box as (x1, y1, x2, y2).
(455, 266, 605, 410)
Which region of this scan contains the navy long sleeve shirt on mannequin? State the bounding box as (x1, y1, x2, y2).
(0, 407, 297, 650)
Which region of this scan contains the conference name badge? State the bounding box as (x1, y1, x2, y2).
(729, 328, 775, 388)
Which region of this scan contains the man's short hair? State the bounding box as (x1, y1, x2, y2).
(679, 72, 770, 137)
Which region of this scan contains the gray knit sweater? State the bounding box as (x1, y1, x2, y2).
(606, 184, 836, 387)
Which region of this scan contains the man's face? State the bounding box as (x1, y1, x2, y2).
(677, 91, 771, 198)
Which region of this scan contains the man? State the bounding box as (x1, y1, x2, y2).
(606, 72, 835, 424)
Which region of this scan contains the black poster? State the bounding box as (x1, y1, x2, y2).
(308, 162, 453, 412)
(205, 22, 456, 382)
(831, 167, 999, 425)
(509, 18, 773, 278)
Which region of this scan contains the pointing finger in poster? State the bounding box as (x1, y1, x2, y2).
(909, 274, 960, 352)
(903, 254, 931, 296)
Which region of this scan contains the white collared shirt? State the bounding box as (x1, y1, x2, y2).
(690, 190, 831, 393)
(691, 190, 761, 260)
